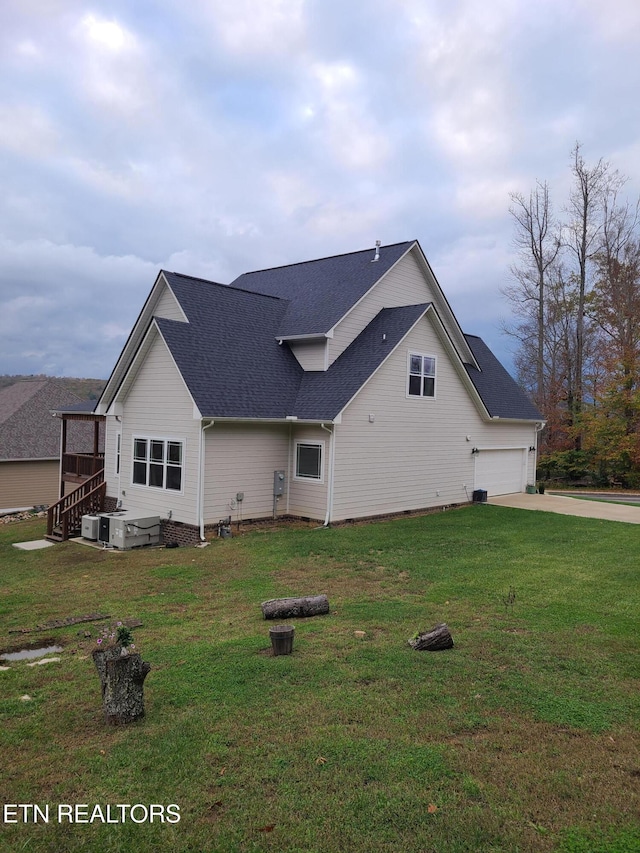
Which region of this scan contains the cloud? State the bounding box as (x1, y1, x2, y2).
(1, 0, 640, 382)
(0, 103, 60, 159)
(185, 0, 306, 60)
(0, 237, 159, 376)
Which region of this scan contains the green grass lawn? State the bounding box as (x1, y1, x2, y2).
(1, 506, 639, 853)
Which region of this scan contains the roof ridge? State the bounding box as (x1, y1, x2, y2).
(163, 270, 287, 304)
(163, 270, 225, 286)
(239, 240, 416, 277)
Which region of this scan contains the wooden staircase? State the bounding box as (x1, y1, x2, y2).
(46, 469, 106, 542)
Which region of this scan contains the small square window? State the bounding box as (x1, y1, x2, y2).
(295, 442, 323, 480)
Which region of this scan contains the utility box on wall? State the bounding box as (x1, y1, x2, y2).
(273, 470, 286, 496)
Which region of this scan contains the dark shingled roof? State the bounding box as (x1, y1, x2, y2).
(464, 335, 543, 420)
(158, 273, 430, 420)
(230, 241, 414, 338)
(293, 305, 430, 420)
(156, 257, 542, 424)
(158, 274, 303, 419)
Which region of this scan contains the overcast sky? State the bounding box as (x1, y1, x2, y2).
(1, 0, 640, 379)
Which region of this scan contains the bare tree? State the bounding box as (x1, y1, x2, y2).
(506, 181, 560, 408)
(562, 143, 615, 435)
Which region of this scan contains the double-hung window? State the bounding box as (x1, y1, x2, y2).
(407, 352, 436, 398)
(133, 437, 183, 491)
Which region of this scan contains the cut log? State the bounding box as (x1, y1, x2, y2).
(93, 647, 151, 725)
(261, 594, 329, 620)
(408, 623, 454, 651)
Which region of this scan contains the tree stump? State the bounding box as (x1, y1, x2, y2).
(93, 647, 151, 725)
(261, 594, 330, 620)
(408, 623, 454, 651)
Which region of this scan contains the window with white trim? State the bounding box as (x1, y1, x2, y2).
(294, 441, 324, 482)
(132, 437, 183, 491)
(115, 432, 121, 475)
(407, 352, 436, 398)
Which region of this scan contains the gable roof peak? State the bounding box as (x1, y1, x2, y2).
(239, 240, 416, 278)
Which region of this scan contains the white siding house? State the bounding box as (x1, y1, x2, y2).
(95, 240, 543, 543)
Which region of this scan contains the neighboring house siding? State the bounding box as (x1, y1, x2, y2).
(288, 426, 330, 520)
(203, 424, 289, 523)
(0, 460, 59, 510)
(110, 334, 200, 524)
(331, 313, 536, 521)
(329, 250, 429, 365)
(289, 340, 327, 371)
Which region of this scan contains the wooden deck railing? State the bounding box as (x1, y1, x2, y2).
(47, 469, 106, 541)
(62, 452, 105, 480)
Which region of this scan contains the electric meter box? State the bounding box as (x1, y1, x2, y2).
(273, 470, 286, 496)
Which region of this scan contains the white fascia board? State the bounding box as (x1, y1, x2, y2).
(488, 417, 548, 425)
(425, 308, 492, 420)
(111, 322, 160, 407)
(327, 241, 417, 338)
(152, 322, 200, 416)
(410, 242, 479, 369)
(276, 332, 331, 342)
(95, 270, 171, 414)
(197, 416, 338, 425)
(334, 304, 493, 423)
(334, 304, 432, 420)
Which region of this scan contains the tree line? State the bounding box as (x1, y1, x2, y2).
(505, 143, 640, 487)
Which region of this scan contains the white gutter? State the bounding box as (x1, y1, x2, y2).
(198, 420, 216, 541)
(320, 423, 336, 527)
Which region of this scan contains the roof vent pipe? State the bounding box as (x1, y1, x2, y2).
(372, 240, 381, 262)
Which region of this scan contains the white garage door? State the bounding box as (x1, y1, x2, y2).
(474, 448, 526, 497)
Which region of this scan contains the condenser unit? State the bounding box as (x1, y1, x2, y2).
(81, 514, 100, 541)
(107, 511, 161, 549)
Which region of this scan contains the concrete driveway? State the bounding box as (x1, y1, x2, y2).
(489, 492, 640, 524)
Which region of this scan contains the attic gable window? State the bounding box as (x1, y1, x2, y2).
(133, 437, 183, 492)
(407, 352, 436, 398)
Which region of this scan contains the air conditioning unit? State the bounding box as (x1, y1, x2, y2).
(101, 510, 161, 549)
(97, 511, 128, 544)
(81, 514, 100, 541)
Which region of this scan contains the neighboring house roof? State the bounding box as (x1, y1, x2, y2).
(231, 241, 415, 338)
(52, 400, 99, 415)
(0, 380, 89, 460)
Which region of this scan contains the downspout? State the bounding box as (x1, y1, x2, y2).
(533, 421, 545, 485)
(116, 418, 122, 508)
(320, 423, 336, 527)
(198, 420, 215, 541)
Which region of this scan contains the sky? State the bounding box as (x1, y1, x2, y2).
(1, 0, 640, 380)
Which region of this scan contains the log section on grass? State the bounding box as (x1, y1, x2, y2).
(408, 623, 454, 651)
(261, 594, 329, 620)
